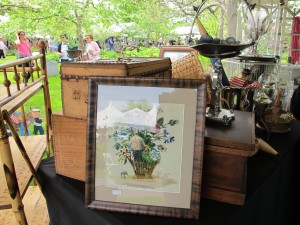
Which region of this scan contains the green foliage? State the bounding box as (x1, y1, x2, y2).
(0, 0, 180, 47)
(198, 54, 212, 72)
(100, 47, 160, 58)
(135, 47, 160, 57)
(101, 50, 119, 58)
(46, 53, 60, 62)
(5, 49, 17, 57)
(120, 98, 153, 112)
(201, 10, 222, 38)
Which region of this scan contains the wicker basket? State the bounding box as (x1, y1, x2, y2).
(128, 159, 160, 178)
(171, 51, 211, 104)
(263, 114, 294, 133)
(171, 51, 206, 79)
(52, 112, 87, 181)
(262, 88, 295, 133)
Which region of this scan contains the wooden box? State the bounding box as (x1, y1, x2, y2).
(60, 58, 172, 119)
(53, 111, 255, 205)
(202, 110, 256, 205)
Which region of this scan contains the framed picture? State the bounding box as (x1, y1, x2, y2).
(159, 45, 198, 62)
(85, 77, 206, 219)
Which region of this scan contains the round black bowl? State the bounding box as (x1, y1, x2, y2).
(67, 50, 82, 59)
(191, 42, 254, 59)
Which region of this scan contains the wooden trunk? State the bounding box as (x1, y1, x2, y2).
(52, 111, 256, 205)
(60, 58, 172, 119)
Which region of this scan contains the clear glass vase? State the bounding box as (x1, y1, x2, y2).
(258, 73, 278, 102)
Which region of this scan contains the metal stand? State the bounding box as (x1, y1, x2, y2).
(206, 58, 234, 125)
(190, 43, 254, 126)
(188, 1, 254, 126)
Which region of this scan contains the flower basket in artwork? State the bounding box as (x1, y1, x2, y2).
(128, 159, 160, 178)
(107, 115, 179, 179)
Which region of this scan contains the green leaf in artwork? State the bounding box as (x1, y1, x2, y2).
(156, 117, 164, 127)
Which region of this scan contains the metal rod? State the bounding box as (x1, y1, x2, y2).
(188, 0, 207, 44)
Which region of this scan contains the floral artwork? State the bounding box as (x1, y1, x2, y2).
(87, 78, 205, 217)
(95, 97, 183, 181)
(107, 116, 179, 178)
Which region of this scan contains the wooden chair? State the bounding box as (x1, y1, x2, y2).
(103, 153, 119, 176)
(0, 41, 51, 225)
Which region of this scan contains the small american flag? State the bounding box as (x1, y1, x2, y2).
(245, 81, 261, 89)
(230, 76, 261, 89)
(10, 114, 20, 124)
(230, 76, 246, 88)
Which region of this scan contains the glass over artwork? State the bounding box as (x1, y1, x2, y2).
(85, 77, 207, 219)
(95, 85, 196, 209)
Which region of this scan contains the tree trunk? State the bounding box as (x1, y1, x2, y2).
(76, 18, 84, 50)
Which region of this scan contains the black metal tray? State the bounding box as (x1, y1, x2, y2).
(191, 42, 254, 59)
(235, 55, 278, 63)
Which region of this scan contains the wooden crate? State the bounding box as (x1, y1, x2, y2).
(60, 58, 172, 119)
(53, 111, 256, 205)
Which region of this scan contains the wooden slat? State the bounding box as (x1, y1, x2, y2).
(0, 82, 43, 114)
(0, 186, 49, 225)
(201, 185, 245, 206)
(0, 135, 47, 209)
(0, 55, 43, 70)
(0, 67, 42, 73)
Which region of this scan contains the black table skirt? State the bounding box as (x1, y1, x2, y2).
(38, 121, 300, 225)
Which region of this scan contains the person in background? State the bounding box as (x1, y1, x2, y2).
(0, 36, 8, 59)
(108, 36, 115, 51)
(44, 40, 48, 53)
(157, 36, 164, 48)
(83, 34, 100, 61)
(57, 34, 71, 62)
(290, 85, 300, 121)
(14, 31, 32, 81)
(49, 36, 57, 53)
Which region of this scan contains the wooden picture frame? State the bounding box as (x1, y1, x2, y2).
(159, 45, 198, 62)
(85, 77, 206, 219)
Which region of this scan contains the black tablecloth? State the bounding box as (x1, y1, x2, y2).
(38, 121, 300, 225)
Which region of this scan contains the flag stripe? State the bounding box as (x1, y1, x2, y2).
(10, 114, 19, 124)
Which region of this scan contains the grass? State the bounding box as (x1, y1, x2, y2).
(1, 54, 63, 135)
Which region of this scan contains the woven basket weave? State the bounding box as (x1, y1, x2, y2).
(171, 51, 211, 104)
(171, 51, 206, 79)
(52, 112, 87, 181)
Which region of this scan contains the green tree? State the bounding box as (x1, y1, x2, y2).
(0, 0, 189, 47)
(109, 0, 179, 46)
(1, 0, 116, 48)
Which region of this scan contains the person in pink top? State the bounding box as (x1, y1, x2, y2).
(83, 34, 100, 61)
(14, 31, 32, 81)
(15, 31, 32, 58)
